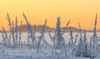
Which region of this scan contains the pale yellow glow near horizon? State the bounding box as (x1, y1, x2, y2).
(0, 0, 100, 31)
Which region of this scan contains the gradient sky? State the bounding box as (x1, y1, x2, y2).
(0, 0, 100, 31)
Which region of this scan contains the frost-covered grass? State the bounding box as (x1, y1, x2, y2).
(0, 14, 100, 59)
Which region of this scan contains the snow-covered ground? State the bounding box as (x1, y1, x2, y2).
(0, 32, 100, 59)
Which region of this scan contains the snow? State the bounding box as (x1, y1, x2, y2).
(0, 32, 100, 59)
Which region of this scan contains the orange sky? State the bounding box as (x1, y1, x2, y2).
(0, 0, 100, 31)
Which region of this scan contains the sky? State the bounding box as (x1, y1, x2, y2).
(0, 0, 100, 31)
